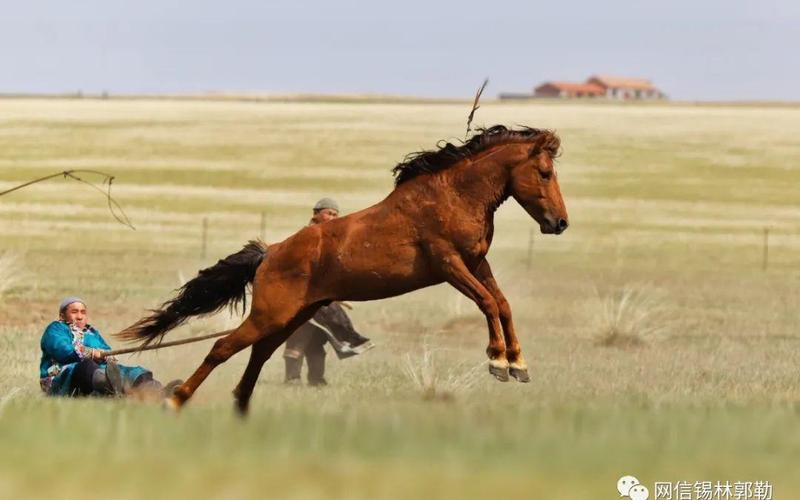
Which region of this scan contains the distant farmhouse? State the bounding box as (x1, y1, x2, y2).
(501, 75, 666, 100)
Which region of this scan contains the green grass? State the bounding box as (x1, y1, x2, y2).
(1, 98, 799, 499)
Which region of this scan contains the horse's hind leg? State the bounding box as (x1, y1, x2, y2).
(167, 316, 266, 411)
(232, 304, 322, 416)
(232, 336, 284, 416)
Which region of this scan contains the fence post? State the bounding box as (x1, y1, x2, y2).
(260, 212, 267, 240)
(527, 227, 534, 271)
(201, 218, 208, 259)
(762, 227, 769, 271)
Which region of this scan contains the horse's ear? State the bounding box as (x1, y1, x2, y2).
(529, 131, 561, 158)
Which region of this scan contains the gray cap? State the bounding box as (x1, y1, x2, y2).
(59, 296, 85, 313)
(313, 197, 340, 212)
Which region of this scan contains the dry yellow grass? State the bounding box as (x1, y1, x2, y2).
(1, 97, 799, 499)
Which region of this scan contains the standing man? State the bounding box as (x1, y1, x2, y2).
(283, 198, 374, 386)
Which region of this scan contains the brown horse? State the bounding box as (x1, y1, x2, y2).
(118, 125, 568, 414)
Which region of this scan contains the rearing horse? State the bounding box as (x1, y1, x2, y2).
(118, 125, 568, 414)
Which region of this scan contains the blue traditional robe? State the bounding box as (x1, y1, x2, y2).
(39, 320, 150, 396)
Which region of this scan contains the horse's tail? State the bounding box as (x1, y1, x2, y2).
(117, 240, 268, 346)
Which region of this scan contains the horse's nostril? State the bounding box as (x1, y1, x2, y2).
(558, 218, 568, 230)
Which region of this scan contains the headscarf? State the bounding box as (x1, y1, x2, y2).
(59, 296, 85, 314)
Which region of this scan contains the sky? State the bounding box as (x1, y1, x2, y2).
(1, 0, 798, 101)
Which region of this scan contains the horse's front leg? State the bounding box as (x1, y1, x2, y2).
(474, 260, 529, 383)
(437, 252, 509, 381)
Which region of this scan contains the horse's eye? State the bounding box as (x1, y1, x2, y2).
(539, 170, 552, 180)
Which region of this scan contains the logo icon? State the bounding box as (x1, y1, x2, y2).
(617, 475, 649, 500)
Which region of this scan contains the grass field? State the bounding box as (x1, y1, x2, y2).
(1, 97, 799, 499)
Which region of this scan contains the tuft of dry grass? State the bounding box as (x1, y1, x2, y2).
(402, 341, 484, 401)
(594, 285, 673, 348)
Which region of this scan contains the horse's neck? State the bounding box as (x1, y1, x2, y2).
(392, 144, 519, 223)
(448, 148, 513, 218)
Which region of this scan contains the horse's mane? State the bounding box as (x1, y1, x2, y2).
(392, 125, 560, 186)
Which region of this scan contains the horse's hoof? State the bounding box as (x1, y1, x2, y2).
(488, 363, 509, 382)
(234, 401, 249, 418)
(509, 366, 530, 383)
(162, 396, 181, 413)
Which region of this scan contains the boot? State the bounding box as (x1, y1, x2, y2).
(334, 338, 375, 360)
(89, 360, 124, 396)
(129, 377, 164, 402)
(350, 338, 375, 355)
(90, 368, 113, 395)
(132, 372, 155, 388)
(163, 379, 184, 398)
(306, 353, 327, 386)
(284, 356, 302, 384)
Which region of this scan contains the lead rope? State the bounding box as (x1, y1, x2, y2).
(102, 329, 233, 357)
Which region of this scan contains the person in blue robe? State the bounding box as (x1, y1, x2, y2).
(39, 297, 158, 397)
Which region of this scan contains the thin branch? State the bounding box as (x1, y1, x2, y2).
(466, 78, 489, 138)
(0, 171, 68, 197)
(0, 169, 135, 230)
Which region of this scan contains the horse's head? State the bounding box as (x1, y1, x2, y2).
(509, 132, 569, 234)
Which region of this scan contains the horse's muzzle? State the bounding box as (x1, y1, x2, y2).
(541, 218, 569, 235)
